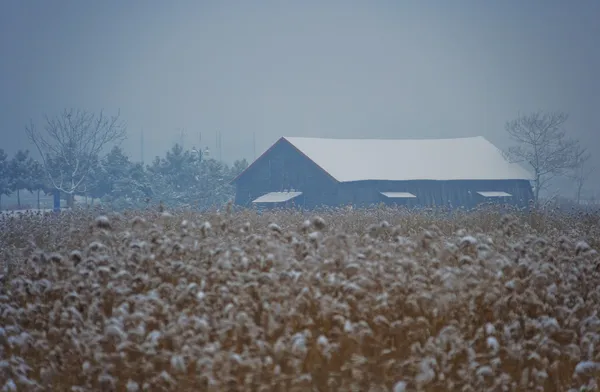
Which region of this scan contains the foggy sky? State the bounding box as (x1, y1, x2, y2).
(1, 0, 599, 192)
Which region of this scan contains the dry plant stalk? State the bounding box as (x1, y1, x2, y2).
(0, 205, 600, 391)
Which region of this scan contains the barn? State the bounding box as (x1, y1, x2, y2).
(231, 136, 533, 209)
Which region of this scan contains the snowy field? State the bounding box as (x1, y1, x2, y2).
(1, 208, 54, 215)
(0, 209, 55, 218)
(1, 207, 599, 390)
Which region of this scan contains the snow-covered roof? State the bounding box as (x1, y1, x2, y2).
(380, 192, 417, 198)
(252, 191, 302, 203)
(477, 191, 512, 197)
(283, 136, 532, 182)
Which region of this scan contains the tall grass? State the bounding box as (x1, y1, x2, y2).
(1, 205, 599, 391)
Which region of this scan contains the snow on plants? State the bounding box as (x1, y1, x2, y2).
(0, 206, 599, 391)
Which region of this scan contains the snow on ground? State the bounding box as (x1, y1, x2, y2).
(0, 209, 56, 218)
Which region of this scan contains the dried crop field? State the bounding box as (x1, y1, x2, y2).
(1, 206, 600, 391)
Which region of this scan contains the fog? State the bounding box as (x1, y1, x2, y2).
(1, 0, 599, 190)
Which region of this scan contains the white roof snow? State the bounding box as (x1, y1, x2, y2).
(252, 191, 302, 203)
(477, 191, 512, 197)
(283, 136, 532, 182)
(380, 192, 417, 198)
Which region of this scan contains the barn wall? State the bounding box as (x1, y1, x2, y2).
(234, 140, 339, 207)
(338, 180, 452, 207)
(466, 179, 533, 208)
(339, 179, 533, 208)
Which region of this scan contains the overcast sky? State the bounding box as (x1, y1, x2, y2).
(1, 0, 599, 190)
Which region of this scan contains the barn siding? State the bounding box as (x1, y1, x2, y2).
(234, 140, 338, 208)
(337, 179, 533, 209)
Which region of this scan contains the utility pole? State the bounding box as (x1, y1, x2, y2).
(219, 131, 222, 162)
(141, 129, 144, 164)
(179, 128, 186, 148)
(215, 130, 222, 162)
(253, 132, 256, 160)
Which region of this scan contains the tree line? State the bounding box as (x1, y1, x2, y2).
(1, 108, 595, 211)
(1, 109, 249, 211)
(0, 144, 249, 211)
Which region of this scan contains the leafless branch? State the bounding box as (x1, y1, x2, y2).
(503, 110, 580, 205)
(24, 109, 126, 197)
(567, 145, 594, 203)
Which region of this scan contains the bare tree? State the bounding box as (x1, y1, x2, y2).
(25, 109, 126, 207)
(503, 111, 580, 205)
(568, 145, 594, 204)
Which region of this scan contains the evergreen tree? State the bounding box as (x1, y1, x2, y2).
(80, 146, 151, 209)
(196, 158, 235, 209)
(109, 161, 152, 209)
(122, 162, 152, 200)
(8, 150, 34, 208)
(147, 144, 199, 206)
(161, 144, 198, 190)
(103, 146, 130, 183)
(87, 145, 129, 202)
(230, 158, 249, 178)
